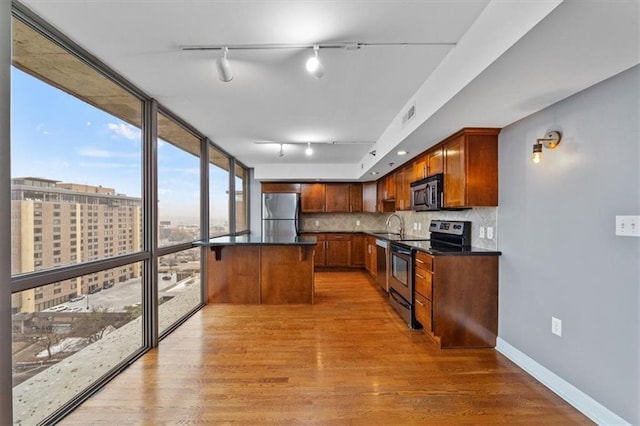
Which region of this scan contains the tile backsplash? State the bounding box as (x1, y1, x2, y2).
(301, 207, 498, 250)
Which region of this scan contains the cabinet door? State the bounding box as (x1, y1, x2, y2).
(413, 155, 427, 181)
(314, 234, 326, 267)
(363, 182, 377, 213)
(301, 183, 326, 212)
(262, 183, 301, 193)
(386, 174, 396, 200)
(351, 234, 365, 267)
(349, 184, 363, 213)
(325, 183, 350, 212)
(395, 165, 411, 211)
(443, 135, 466, 207)
(326, 235, 351, 267)
(427, 147, 443, 176)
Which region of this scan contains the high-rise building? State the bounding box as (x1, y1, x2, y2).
(11, 177, 142, 313)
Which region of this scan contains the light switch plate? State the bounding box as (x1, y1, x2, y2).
(616, 215, 640, 237)
(486, 227, 494, 240)
(479, 227, 485, 239)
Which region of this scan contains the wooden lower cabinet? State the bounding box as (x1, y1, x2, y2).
(414, 250, 498, 348)
(326, 234, 351, 267)
(302, 232, 369, 269)
(207, 244, 314, 304)
(351, 234, 365, 268)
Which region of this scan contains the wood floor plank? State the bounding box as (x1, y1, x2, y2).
(60, 271, 591, 425)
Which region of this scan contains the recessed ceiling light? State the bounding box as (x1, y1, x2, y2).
(370, 171, 379, 175)
(396, 150, 408, 156)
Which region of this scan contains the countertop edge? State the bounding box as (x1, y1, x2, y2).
(194, 237, 317, 247)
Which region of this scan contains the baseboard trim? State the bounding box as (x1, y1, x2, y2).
(495, 338, 630, 425)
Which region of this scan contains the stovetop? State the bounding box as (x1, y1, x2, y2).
(399, 239, 501, 256)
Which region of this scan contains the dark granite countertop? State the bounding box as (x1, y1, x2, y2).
(300, 230, 430, 241)
(399, 240, 502, 256)
(195, 235, 317, 246)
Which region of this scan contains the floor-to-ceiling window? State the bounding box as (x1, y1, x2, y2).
(157, 112, 202, 334)
(10, 14, 146, 424)
(209, 146, 230, 237)
(6, 4, 251, 424)
(234, 162, 249, 234)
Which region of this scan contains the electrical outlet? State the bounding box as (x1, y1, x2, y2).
(418, 222, 422, 231)
(616, 215, 640, 237)
(486, 227, 494, 239)
(551, 317, 562, 337)
(479, 227, 486, 239)
(413, 222, 418, 231)
(314, 220, 319, 228)
(356, 220, 360, 226)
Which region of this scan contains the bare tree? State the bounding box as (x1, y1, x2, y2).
(31, 322, 62, 360)
(72, 306, 116, 344)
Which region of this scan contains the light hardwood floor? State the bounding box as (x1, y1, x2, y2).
(61, 271, 590, 425)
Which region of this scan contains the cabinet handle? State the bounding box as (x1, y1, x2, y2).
(415, 298, 424, 306)
(416, 273, 425, 280)
(416, 258, 425, 264)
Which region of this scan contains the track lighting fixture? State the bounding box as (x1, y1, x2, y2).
(278, 144, 284, 157)
(215, 47, 233, 82)
(305, 142, 313, 156)
(532, 131, 562, 164)
(183, 42, 458, 82)
(305, 46, 324, 79)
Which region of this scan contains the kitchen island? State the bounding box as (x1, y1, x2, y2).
(196, 235, 317, 304)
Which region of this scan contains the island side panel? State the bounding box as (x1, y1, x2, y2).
(433, 255, 499, 348)
(207, 245, 261, 304)
(260, 245, 314, 304)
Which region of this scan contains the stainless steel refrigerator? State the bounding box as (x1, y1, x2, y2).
(262, 193, 300, 238)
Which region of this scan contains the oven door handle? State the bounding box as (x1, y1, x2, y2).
(389, 288, 411, 310)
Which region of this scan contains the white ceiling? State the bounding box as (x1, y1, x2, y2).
(20, 0, 640, 181)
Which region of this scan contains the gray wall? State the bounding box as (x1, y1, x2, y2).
(0, 1, 12, 423)
(498, 65, 639, 424)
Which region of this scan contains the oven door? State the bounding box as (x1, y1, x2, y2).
(388, 243, 412, 302)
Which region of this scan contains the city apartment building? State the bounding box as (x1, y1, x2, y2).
(11, 177, 141, 313)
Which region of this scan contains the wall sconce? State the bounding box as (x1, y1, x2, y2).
(532, 131, 562, 163)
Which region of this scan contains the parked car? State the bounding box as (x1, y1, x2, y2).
(162, 275, 171, 281)
(69, 295, 85, 302)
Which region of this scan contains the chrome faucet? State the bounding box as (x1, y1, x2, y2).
(385, 214, 404, 237)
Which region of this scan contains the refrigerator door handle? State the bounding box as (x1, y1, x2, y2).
(294, 196, 301, 235)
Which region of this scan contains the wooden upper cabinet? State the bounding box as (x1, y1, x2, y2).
(301, 183, 326, 212)
(262, 182, 301, 193)
(363, 181, 377, 213)
(443, 128, 499, 208)
(324, 183, 363, 213)
(325, 184, 350, 212)
(395, 164, 412, 211)
(413, 155, 427, 181)
(427, 147, 443, 176)
(349, 184, 363, 213)
(443, 135, 466, 208)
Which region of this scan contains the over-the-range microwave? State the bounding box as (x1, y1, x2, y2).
(410, 173, 443, 211)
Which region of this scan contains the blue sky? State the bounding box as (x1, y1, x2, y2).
(11, 68, 231, 225)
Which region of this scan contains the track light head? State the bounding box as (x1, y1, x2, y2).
(305, 46, 324, 79)
(216, 47, 233, 82)
(305, 142, 313, 156)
